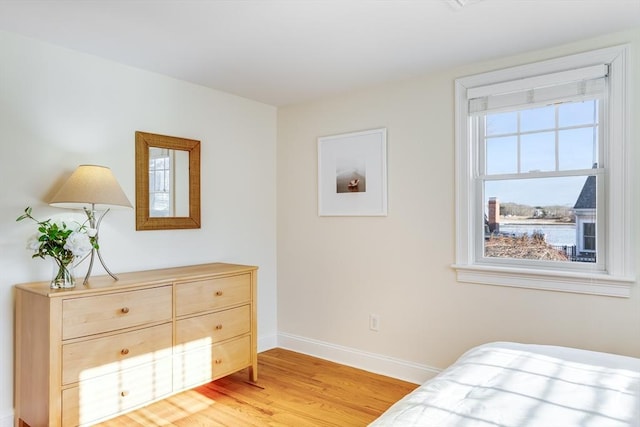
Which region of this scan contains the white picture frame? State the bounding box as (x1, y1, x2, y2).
(318, 128, 387, 216)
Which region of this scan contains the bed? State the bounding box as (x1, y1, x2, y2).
(370, 342, 640, 427)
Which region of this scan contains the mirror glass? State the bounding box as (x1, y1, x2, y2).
(148, 148, 190, 217)
(135, 132, 201, 230)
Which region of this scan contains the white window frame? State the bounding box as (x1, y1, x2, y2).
(453, 45, 634, 297)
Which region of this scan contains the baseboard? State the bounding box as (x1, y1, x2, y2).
(258, 333, 278, 352)
(277, 332, 440, 384)
(0, 409, 13, 427)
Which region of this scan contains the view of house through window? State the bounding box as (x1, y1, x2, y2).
(479, 99, 599, 264)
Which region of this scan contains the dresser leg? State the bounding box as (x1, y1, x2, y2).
(249, 364, 258, 383)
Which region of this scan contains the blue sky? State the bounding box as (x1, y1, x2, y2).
(482, 100, 597, 207)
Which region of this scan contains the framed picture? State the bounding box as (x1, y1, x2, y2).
(318, 128, 387, 216)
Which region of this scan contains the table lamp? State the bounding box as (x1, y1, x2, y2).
(49, 164, 132, 285)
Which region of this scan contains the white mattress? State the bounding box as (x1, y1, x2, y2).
(370, 342, 640, 427)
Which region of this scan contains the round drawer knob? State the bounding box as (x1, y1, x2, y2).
(215, 359, 222, 364)
(120, 390, 129, 397)
(215, 324, 223, 330)
(121, 307, 130, 314)
(215, 290, 223, 296)
(121, 348, 130, 355)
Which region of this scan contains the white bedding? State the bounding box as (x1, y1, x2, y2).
(370, 342, 640, 427)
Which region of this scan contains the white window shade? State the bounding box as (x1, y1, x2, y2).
(468, 64, 608, 114)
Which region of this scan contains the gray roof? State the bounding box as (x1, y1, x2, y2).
(574, 175, 596, 209)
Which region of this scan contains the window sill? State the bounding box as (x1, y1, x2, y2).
(452, 263, 634, 297)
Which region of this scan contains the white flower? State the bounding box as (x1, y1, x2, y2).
(64, 231, 93, 258)
(26, 233, 41, 251)
(86, 228, 98, 237)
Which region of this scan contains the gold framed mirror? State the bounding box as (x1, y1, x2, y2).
(135, 131, 201, 230)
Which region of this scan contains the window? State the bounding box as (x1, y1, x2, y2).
(149, 147, 173, 217)
(583, 223, 596, 252)
(454, 45, 633, 297)
(481, 100, 601, 266)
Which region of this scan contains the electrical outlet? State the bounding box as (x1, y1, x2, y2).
(369, 314, 380, 331)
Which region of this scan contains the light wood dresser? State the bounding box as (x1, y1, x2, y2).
(14, 262, 258, 427)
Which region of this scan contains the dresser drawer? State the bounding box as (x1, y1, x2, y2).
(62, 286, 172, 340)
(173, 335, 251, 390)
(62, 323, 172, 385)
(175, 305, 250, 351)
(212, 334, 252, 377)
(175, 274, 251, 316)
(62, 357, 172, 426)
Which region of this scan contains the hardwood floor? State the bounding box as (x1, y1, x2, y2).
(96, 348, 417, 426)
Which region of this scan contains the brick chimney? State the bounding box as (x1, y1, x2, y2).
(488, 197, 500, 233)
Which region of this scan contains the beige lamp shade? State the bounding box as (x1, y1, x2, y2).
(50, 165, 132, 209)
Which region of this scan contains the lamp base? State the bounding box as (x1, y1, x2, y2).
(83, 247, 118, 285)
(82, 206, 119, 285)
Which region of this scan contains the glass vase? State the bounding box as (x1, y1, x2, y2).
(51, 259, 75, 289)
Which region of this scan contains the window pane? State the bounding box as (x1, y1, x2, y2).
(486, 136, 517, 174)
(520, 105, 555, 132)
(483, 175, 596, 263)
(521, 132, 555, 172)
(150, 193, 170, 217)
(154, 171, 165, 191)
(583, 223, 596, 250)
(558, 127, 598, 170)
(559, 100, 597, 127)
(486, 111, 517, 136)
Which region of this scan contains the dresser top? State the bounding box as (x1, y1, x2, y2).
(15, 262, 258, 297)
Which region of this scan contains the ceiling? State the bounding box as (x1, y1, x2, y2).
(0, 0, 638, 106)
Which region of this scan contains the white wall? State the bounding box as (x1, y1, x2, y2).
(0, 31, 277, 424)
(277, 28, 640, 382)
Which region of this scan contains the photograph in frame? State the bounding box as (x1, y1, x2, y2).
(318, 128, 387, 216)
